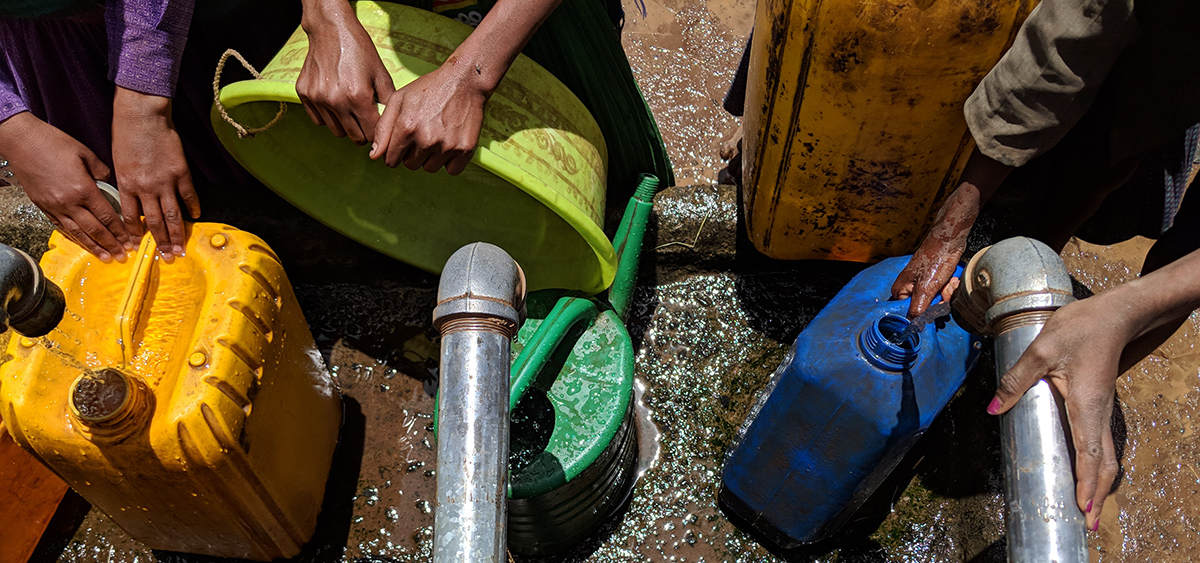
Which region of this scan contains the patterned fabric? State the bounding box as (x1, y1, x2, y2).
(104, 0, 194, 97)
(1160, 123, 1199, 232)
(0, 0, 193, 125)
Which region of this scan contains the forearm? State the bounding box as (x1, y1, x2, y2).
(300, 0, 359, 36)
(447, 0, 561, 95)
(1105, 248, 1200, 342)
(925, 148, 1014, 245)
(113, 85, 172, 122)
(0, 112, 37, 154)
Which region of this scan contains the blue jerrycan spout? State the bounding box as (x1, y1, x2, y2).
(719, 256, 982, 549)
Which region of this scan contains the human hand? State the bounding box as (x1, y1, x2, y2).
(369, 60, 486, 175)
(893, 150, 1013, 318)
(891, 182, 979, 318)
(987, 293, 1131, 532)
(297, 0, 395, 145)
(112, 87, 199, 262)
(0, 113, 131, 262)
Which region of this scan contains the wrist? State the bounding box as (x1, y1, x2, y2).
(442, 52, 504, 98)
(113, 87, 172, 123)
(301, 0, 357, 34)
(1093, 280, 1158, 342)
(0, 112, 39, 154)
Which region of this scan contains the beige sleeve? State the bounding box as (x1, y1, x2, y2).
(964, 0, 1138, 167)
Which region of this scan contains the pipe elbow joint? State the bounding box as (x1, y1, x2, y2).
(0, 244, 64, 337)
(432, 242, 526, 338)
(952, 237, 1074, 334)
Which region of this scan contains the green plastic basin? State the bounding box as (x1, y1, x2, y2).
(211, 1, 615, 293)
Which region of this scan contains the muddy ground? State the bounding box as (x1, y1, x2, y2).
(5, 0, 1199, 561)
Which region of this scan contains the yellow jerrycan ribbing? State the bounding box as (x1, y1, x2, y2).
(0, 224, 341, 560)
(742, 0, 1035, 261)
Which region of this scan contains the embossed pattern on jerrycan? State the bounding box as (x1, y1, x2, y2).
(0, 224, 341, 560)
(720, 257, 982, 549)
(742, 0, 1035, 261)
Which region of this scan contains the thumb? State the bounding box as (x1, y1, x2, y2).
(989, 344, 1051, 415)
(374, 70, 396, 105)
(907, 284, 937, 319)
(80, 147, 111, 182)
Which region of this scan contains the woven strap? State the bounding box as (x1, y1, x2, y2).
(212, 49, 287, 139)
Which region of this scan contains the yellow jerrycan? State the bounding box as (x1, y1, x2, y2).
(0, 224, 341, 560)
(742, 0, 1035, 261)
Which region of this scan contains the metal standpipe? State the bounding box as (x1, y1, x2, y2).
(0, 242, 65, 337)
(431, 243, 525, 563)
(953, 237, 1087, 562)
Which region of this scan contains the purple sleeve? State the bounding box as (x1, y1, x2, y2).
(105, 0, 195, 97)
(0, 56, 28, 123)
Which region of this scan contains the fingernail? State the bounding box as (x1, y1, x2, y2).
(371, 142, 377, 153)
(1086, 500, 1093, 513)
(123, 241, 135, 251)
(98, 252, 111, 263)
(173, 245, 184, 256)
(987, 397, 1003, 415)
(114, 252, 126, 263)
(1092, 519, 1099, 532)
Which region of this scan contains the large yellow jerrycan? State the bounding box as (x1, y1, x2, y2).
(742, 0, 1035, 261)
(0, 224, 341, 560)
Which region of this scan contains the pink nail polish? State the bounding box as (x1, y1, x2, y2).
(987, 397, 1003, 415)
(1092, 519, 1099, 532)
(1086, 500, 1093, 513)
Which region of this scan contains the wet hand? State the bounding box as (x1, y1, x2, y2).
(112, 87, 200, 262)
(0, 112, 131, 262)
(297, 1, 396, 145)
(893, 150, 1013, 318)
(369, 61, 486, 175)
(892, 182, 979, 318)
(987, 293, 1132, 532)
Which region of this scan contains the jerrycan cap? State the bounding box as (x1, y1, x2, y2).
(860, 314, 921, 371)
(69, 368, 151, 437)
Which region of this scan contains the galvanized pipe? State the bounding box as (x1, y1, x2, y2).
(953, 237, 1087, 562)
(0, 242, 64, 337)
(432, 243, 525, 563)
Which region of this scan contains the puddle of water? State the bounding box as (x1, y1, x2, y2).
(1061, 237, 1200, 561)
(622, 0, 754, 186)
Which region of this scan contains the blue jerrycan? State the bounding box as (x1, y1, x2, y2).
(719, 256, 982, 548)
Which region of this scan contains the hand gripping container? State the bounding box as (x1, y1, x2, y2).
(719, 256, 981, 549)
(212, 1, 616, 294)
(0, 224, 341, 560)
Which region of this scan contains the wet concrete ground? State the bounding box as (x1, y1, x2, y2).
(5, 0, 1200, 560)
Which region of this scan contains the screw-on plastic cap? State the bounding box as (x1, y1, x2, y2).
(860, 314, 921, 371)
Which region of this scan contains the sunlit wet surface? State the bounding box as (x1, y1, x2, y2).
(13, 0, 1200, 560)
(34, 236, 1200, 563)
(1060, 238, 1200, 562)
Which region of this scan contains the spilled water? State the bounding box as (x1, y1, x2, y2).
(622, 0, 753, 186)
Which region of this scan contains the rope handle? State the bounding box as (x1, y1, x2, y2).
(212, 49, 286, 139)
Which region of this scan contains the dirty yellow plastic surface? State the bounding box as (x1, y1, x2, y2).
(742, 0, 1035, 261)
(0, 225, 341, 560)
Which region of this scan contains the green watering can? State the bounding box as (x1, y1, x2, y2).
(437, 175, 657, 556)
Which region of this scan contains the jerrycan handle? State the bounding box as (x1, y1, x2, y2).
(508, 296, 598, 409)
